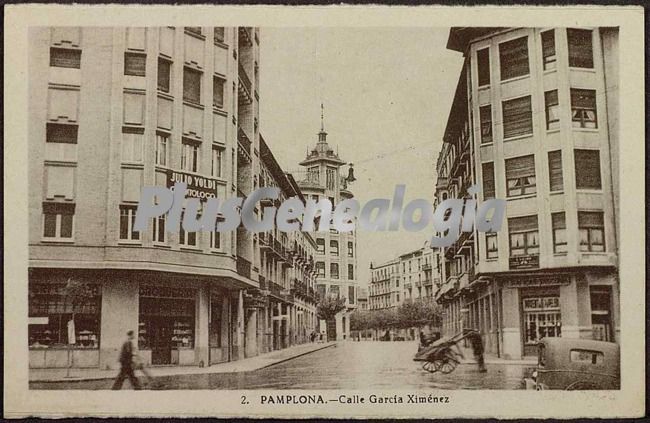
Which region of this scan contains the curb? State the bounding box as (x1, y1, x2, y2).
(30, 343, 337, 384)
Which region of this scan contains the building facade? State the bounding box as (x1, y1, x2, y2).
(28, 26, 317, 370)
(295, 120, 358, 341)
(434, 27, 619, 359)
(368, 259, 400, 310)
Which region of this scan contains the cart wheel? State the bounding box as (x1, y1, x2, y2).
(565, 381, 599, 390)
(422, 361, 438, 373)
(439, 359, 458, 374)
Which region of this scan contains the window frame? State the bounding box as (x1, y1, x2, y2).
(567, 28, 594, 69)
(505, 155, 537, 198)
(570, 88, 598, 129)
(544, 90, 560, 130)
(119, 205, 141, 242)
(152, 214, 166, 244)
(486, 232, 498, 259)
(157, 57, 172, 93)
(330, 240, 339, 256)
(155, 132, 169, 167)
(502, 95, 533, 139)
(476, 47, 490, 87)
(213, 75, 225, 109)
(574, 149, 602, 190)
(42, 203, 75, 241)
(211, 146, 223, 178)
(181, 139, 200, 173)
(578, 211, 605, 252)
(548, 150, 564, 192)
(124, 52, 147, 77)
(508, 216, 539, 257)
(479, 105, 493, 144)
(551, 212, 567, 254)
(50, 47, 81, 69)
(499, 36, 530, 81)
(540, 30, 557, 71)
(183, 66, 203, 105)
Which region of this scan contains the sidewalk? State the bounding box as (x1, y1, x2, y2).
(455, 345, 536, 365)
(30, 341, 336, 383)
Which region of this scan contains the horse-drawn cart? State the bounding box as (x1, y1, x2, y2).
(413, 330, 478, 374)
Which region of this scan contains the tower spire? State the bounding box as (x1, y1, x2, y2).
(320, 102, 325, 132)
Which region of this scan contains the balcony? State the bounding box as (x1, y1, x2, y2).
(258, 275, 267, 290)
(238, 62, 253, 106)
(423, 278, 433, 287)
(422, 263, 432, 271)
(236, 255, 252, 280)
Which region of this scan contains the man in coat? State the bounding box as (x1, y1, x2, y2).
(111, 330, 142, 390)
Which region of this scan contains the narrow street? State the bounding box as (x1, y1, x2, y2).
(31, 341, 531, 390)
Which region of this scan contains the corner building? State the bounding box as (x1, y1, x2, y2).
(434, 27, 619, 359)
(28, 26, 314, 370)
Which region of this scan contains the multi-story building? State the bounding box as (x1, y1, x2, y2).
(357, 287, 368, 311)
(27, 26, 316, 371)
(434, 27, 619, 359)
(295, 118, 358, 341)
(368, 259, 400, 310)
(400, 244, 435, 301)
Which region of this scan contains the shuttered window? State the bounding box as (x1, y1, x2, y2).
(480, 105, 492, 144)
(158, 58, 171, 93)
(43, 202, 75, 239)
(477, 48, 490, 86)
(46, 123, 78, 144)
(548, 150, 563, 192)
(505, 155, 536, 197)
(50, 48, 81, 69)
(508, 215, 539, 256)
(578, 211, 605, 252)
(499, 36, 529, 80)
(551, 212, 567, 253)
(482, 162, 495, 199)
(545, 90, 560, 130)
(185, 27, 202, 36)
(567, 28, 594, 68)
(214, 27, 225, 43)
(571, 89, 597, 128)
(213, 75, 225, 108)
(541, 30, 556, 70)
(503, 96, 533, 139)
(183, 67, 202, 104)
(124, 53, 146, 77)
(574, 149, 601, 190)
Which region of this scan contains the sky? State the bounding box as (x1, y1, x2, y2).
(258, 27, 464, 290)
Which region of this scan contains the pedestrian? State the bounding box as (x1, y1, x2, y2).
(465, 329, 487, 373)
(111, 330, 142, 390)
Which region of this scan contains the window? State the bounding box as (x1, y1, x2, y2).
(502, 95, 533, 139)
(46, 123, 78, 144)
(508, 215, 539, 256)
(121, 127, 144, 163)
(570, 349, 604, 365)
(479, 105, 492, 144)
(29, 283, 101, 348)
(330, 240, 339, 256)
(152, 214, 166, 243)
(541, 30, 556, 70)
(154, 133, 168, 166)
(348, 264, 354, 280)
(50, 47, 81, 69)
(482, 162, 495, 199)
(330, 284, 340, 297)
(179, 213, 198, 247)
(326, 168, 336, 190)
(551, 212, 567, 253)
(567, 28, 594, 68)
(505, 155, 536, 197)
(42, 202, 75, 239)
(544, 150, 564, 193)
(590, 286, 612, 341)
(571, 89, 597, 129)
(330, 263, 339, 279)
(348, 241, 354, 257)
(185, 27, 202, 36)
(486, 232, 498, 259)
(574, 149, 602, 190)
(316, 238, 325, 254)
(213, 76, 225, 108)
(181, 139, 199, 172)
(124, 53, 146, 77)
(477, 48, 490, 86)
(119, 205, 140, 241)
(158, 58, 171, 93)
(316, 262, 325, 277)
(348, 286, 355, 303)
(183, 67, 202, 104)
(545, 90, 560, 130)
(211, 147, 223, 177)
(214, 27, 225, 43)
(499, 36, 529, 80)
(578, 211, 605, 252)
(523, 296, 561, 344)
(210, 228, 221, 249)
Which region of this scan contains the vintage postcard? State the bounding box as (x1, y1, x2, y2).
(4, 4, 646, 419)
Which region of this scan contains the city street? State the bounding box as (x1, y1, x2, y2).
(31, 341, 531, 390)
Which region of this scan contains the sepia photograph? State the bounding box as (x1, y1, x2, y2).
(4, 4, 645, 419)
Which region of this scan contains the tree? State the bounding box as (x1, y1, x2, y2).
(350, 310, 371, 331)
(316, 294, 346, 321)
(395, 298, 443, 329)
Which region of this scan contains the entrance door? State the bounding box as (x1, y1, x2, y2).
(590, 286, 612, 341)
(326, 318, 337, 341)
(150, 319, 172, 365)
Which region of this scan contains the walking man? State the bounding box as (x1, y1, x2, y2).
(464, 328, 487, 372)
(111, 330, 141, 390)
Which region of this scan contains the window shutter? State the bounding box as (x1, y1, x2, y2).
(571, 89, 596, 109)
(503, 96, 533, 138)
(541, 30, 555, 58)
(567, 28, 594, 68)
(505, 155, 535, 180)
(574, 149, 601, 189)
(499, 36, 530, 80)
(508, 215, 538, 232)
(551, 212, 566, 229)
(482, 162, 495, 199)
(183, 68, 202, 104)
(480, 105, 492, 143)
(214, 27, 225, 43)
(46, 123, 78, 144)
(50, 48, 81, 69)
(578, 211, 603, 227)
(545, 90, 558, 106)
(477, 48, 490, 86)
(43, 202, 76, 215)
(124, 53, 146, 77)
(548, 150, 563, 191)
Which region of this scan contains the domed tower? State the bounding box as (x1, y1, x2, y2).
(297, 105, 357, 341)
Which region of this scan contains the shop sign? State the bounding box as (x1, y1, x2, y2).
(29, 316, 49, 325)
(166, 169, 218, 200)
(509, 255, 540, 269)
(505, 276, 570, 289)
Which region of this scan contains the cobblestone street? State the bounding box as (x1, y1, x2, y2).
(31, 341, 532, 390)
